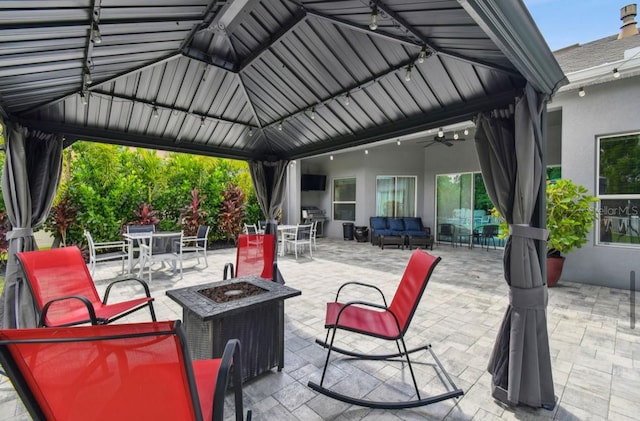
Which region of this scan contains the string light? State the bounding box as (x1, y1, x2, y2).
(365, 149, 369, 155)
(418, 46, 427, 63)
(84, 71, 92, 85)
(152, 107, 159, 118)
(613, 68, 620, 78)
(92, 26, 102, 44)
(397, 139, 401, 145)
(464, 128, 469, 136)
(344, 93, 350, 106)
(369, 6, 378, 30)
(330, 155, 334, 160)
(80, 91, 88, 106)
(278, 121, 283, 130)
(438, 128, 444, 137)
(404, 65, 412, 82)
(453, 132, 459, 140)
(578, 87, 586, 97)
(200, 116, 205, 127)
(310, 107, 316, 120)
(248, 128, 253, 137)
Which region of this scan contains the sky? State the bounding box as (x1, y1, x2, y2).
(524, 0, 634, 51)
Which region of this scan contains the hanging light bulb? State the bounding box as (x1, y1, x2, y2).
(84, 70, 92, 85)
(397, 139, 401, 146)
(278, 121, 283, 131)
(310, 107, 316, 120)
(369, 6, 378, 30)
(200, 116, 205, 127)
(418, 46, 427, 63)
(578, 87, 586, 97)
(152, 107, 159, 118)
(344, 93, 350, 106)
(404, 65, 412, 82)
(438, 128, 444, 138)
(453, 132, 459, 140)
(80, 91, 88, 106)
(364, 149, 369, 155)
(92, 26, 102, 44)
(330, 155, 334, 160)
(248, 128, 253, 137)
(464, 128, 469, 136)
(613, 68, 620, 78)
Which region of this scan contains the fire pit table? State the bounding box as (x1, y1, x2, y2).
(166, 275, 301, 382)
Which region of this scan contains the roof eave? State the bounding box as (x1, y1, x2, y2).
(460, 0, 568, 95)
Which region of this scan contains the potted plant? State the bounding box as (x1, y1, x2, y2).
(492, 179, 597, 287)
(545, 179, 598, 286)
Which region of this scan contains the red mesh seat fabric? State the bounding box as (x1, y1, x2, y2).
(0, 321, 247, 421)
(234, 234, 275, 280)
(17, 246, 156, 327)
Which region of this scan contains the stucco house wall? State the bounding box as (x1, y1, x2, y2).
(550, 75, 640, 289)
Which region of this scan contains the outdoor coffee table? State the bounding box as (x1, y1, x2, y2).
(378, 234, 406, 250)
(166, 276, 301, 382)
(408, 235, 434, 250)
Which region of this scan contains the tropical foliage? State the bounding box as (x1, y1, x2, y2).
(218, 184, 246, 244)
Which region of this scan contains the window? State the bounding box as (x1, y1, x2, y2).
(375, 176, 416, 217)
(597, 132, 640, 246)
(333, 177, 356, 221)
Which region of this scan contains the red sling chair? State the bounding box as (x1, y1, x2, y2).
(0, 320, 250, 421)
(17, 246, 156, 327)
(308, 249, 464, 409)
(223, 234, 276, 281)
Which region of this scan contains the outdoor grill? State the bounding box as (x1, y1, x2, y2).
(301, 206, 327, 237)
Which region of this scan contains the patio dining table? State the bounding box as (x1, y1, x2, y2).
(123, 230, 183, 274)
(277, 224, 297, 256)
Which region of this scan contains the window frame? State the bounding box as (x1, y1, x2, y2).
(596, 131, 640, 248)
(332, 177, 356, 222)
(374, 175, 417, 217)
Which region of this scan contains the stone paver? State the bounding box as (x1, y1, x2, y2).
(0, 238, 637, 420)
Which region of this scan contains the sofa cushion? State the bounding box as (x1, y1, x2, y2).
(403, 217, 422, 231)
(388, 218, 404, 231)
(370, 217, 387, 231)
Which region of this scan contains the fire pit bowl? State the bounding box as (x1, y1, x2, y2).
(198, 282, 267, 303)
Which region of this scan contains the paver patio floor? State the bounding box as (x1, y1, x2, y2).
(0, 238, 637, 420)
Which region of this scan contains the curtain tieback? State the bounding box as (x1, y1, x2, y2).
(509, 285, 547, 310)
(6, 228, 33, 240)
(509, 223, 548, 241)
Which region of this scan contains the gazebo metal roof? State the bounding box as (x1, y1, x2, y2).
(0, 0, 566, 161)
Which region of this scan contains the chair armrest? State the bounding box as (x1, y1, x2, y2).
(102, 276, 153, 303)
(334, 300, 402, 333)
(182, 235, 198, 242)
(39, 295, 99, 327)
(212, 338, 247, 421)
(94, 240, 127, 251)
(334, 281, 388, 307)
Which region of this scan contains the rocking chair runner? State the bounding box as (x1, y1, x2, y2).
(0, 320, 250, 421)
(308, 249, 464, 409)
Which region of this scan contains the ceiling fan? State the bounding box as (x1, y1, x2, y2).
(419, 135, 466, 148)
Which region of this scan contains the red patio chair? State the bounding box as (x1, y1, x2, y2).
(308, 249, 464, 409)
(17, 246, 156, 327)
(0, 320, 250, 421)
(224, 234, 276, 281)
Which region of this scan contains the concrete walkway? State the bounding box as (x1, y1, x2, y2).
(0, 238, 637, 420)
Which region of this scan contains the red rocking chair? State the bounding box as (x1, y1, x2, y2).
(17, 246, 156, 327)
(0, 320, 250, 421)
(308, 249, 464, 409)
(224, 234, 276, 281)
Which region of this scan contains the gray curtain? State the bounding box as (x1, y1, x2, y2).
(248, 160, 289, 283)
(1, 123, 63, 328)
(475, 83, 555, 408)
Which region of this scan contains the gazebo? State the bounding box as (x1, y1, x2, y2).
(0, 0, 566, 410)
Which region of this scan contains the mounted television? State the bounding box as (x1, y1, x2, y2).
(301, 174, 326, 191)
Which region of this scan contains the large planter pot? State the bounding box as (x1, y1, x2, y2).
(546, 256, 565, 287)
